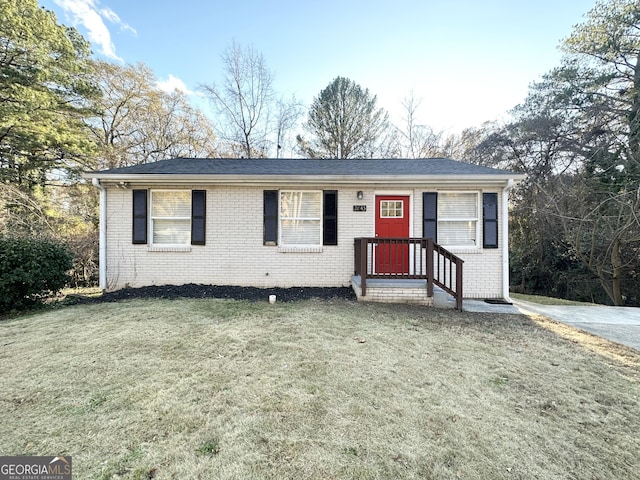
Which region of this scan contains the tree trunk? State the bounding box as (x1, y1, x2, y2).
(629, 51, 640, 172)
(610, 237, 624, 306)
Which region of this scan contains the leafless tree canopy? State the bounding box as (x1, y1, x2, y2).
(89, 61, 218, 169)
(200, 42, 276, 158)
(392, 93, 442, 159)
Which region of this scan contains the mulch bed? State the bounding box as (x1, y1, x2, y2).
(65, 284, 356, 305)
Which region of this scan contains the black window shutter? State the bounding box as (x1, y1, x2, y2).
(264, 190, 278, 245)
(423, 192, 437, 241)
(191, 190, 206, 245)
(132, 189, 148, 244)
(323, 190, 338, 245)
(483, 192, 499, 248)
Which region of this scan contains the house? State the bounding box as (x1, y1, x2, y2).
(86, 158, 525, 307)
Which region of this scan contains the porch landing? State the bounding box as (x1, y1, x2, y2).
(351, 275, 456, 308)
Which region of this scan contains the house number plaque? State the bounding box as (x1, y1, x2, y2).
(353, 205, 367, 212)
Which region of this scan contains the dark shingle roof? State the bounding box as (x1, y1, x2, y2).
(90, 157, 519, 177)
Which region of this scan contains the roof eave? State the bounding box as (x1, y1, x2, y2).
(84, 173, 526, 186)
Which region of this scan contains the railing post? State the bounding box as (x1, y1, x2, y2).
(426, 238, 434, 297)
(456, 259, 463, 311)
(360, 237, 368, 296)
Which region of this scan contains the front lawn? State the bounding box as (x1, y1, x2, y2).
(1, 298, 638, 479)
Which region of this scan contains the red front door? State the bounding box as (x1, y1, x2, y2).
(375, 195, 410, 274)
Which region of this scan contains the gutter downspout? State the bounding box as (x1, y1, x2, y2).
(92, 178, 107, 291)
(502, 179, 514, 302)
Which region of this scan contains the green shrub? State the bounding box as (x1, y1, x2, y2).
(0, 236, 72, 312)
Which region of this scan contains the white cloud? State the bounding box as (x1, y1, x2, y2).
(53, 0, 135, 61)
(156, 75, 197, 96)
(99, 7, 137, 35)
(98, 6, 119, 23)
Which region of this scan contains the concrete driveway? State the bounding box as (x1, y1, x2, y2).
(512, 300, 640, 352)
(438, 291, 640, 352)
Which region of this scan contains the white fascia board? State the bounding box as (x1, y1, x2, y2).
(84, 173, 526, 187)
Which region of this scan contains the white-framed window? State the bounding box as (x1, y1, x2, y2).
(279, 190, 322, 246)
(438, 192, 479, 247)
(380, 200, 404, 218)
(150, 190, 191, 245)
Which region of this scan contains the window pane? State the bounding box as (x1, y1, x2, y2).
(439, 193, 477, 218)
(151, 191, 191, 245)
(281, 191, 321, 218)
(280, 191, 322, 246)
(153, 219, 190, 244)
(439, 221, 476, 246)
(153, 191, 191, 217)
(281, 219, 321, 244)
(381, 200, 403, 218)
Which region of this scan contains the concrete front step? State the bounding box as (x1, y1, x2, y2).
(351, 275, 434, 306)
(350, 275, 464, 309)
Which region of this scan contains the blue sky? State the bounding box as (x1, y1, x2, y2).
(40, 0, 597, 135)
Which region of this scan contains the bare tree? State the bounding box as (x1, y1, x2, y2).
(0, 184, 54, 235)
(273, 95, 303, 158)
(89, 61, 218, 169)
(394, 92, 442, 158)
(200, 42, 275, 158)
(550, 175, 640, 305)
(439, 123, 505, 165)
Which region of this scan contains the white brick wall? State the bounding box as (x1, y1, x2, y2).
(104, 184, 507, 298)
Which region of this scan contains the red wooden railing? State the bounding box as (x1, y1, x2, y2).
(354, 237, 465, 310)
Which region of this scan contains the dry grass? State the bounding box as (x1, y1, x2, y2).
(510, 293, 597, 306)
(1, 298, 639, 479)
